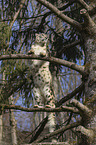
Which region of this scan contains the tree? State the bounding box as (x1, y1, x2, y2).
(0, 0, 96, 144)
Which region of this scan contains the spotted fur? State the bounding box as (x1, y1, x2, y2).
(28, 33, 56, 142)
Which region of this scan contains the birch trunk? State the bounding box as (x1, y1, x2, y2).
(9, 96, 17, 145)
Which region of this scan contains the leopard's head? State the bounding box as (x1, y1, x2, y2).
(35, 33, 48, 46)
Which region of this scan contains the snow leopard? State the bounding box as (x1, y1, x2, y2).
(28, 33, 56, 142)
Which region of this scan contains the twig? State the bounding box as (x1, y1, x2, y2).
(10, 0, 26, 30)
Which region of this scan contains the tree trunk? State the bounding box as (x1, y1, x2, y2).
(9, 96, 18, 145)
(0, 114, 3, 144)
(79, 8, 96, 145)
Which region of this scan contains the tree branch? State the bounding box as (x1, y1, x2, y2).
(10, 0, 26, 29)
(58, 1, 76, 11)
(56, 83, 84, 107)
(0, 54, 85, 75)
(77, 0, 90, 10)
(37, 1, 76, 31)
(58, 40, 81, 55)
(70, 99, 92, 117)
(77, 0, 96, 16)
(34, 121, 81, 142)
(76, 125, 94, 140)
(29, 116, 48, 143)
(80, 9, 96, 34)
(36, 0, 82, 31)
(0, 104, 79, 113)
(88, 5, 96, 16)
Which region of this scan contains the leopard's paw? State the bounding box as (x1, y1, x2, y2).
(34, 105, 44, 108)
(28, 49, 34, 54)
(33, 105, 39, 108)
(45, 105, 51, 108)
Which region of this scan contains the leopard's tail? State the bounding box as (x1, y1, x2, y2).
(48, 94, 57, 142)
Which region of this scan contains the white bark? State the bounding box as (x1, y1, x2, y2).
(0, 114, 3, 144)
(9, 96, 17, 145)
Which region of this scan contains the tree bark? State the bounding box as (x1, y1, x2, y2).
(78, 8, 96, 145)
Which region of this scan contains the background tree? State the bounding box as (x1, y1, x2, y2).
(0, 0, 96, 144)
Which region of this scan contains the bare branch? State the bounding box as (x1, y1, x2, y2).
(77, 0, 96, 16)
(77, 0, 90, 10)
(80, 9, 96, 34)
(59, 40, 81, 55)
(36, 0, 82, 31)
(76, 125, 94, 140)
(34, 121, 81, 142)
(70, 99, 92, 117)
(88, 5, 96, 16)
(0, 54, 85, 75)
(37, 1, 76, 31)
(56, 83, 84, 107)
(80, 9, 94, 25)
(29, 117, 48, 144)
(10, 0, 26, 29)
(0, 104, 79, 113)
(58, 1, 76, 11)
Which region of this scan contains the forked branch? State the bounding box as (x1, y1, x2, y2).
(70, 99, 92, 117)
(36, 0, 82, 31)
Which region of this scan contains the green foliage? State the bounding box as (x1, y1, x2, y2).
(0, 22, 11, 51)
(0, 1, 87, 143)
(1, 58, 31, 104)
(0, 0, 84, 106)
